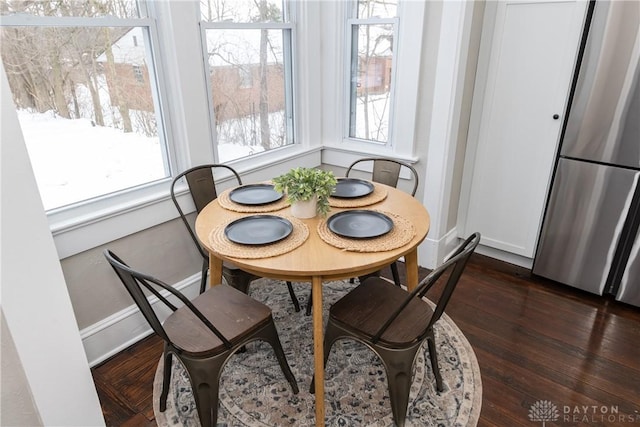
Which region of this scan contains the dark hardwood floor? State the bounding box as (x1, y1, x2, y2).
(91, 254, 640, 426)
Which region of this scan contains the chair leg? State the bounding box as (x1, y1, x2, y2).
(259, 320, 299, 394)
(375, 345, 421, 427)
(199, 259, 208, 294)
(305, 290, 313, 316)
(390, 261, 402, 287)
(159, 347, 173, 412)
(223, 270, 252, 294)
(178, 354, 227, 427)
(427, 331, 444, 392)
(286, 281, 301, 312)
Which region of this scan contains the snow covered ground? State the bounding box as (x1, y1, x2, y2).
(19, 110, 166, 210)
(17, 94, 383, 211)
(18, 110, 262, 210)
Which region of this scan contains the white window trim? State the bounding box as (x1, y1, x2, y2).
(322, 0, 425, 167)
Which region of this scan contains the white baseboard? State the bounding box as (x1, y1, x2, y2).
(80, 273, 201, 367)
(418, 227, 533, 270)
(418, 227, 460, 269)
(475, 244, 533, 269)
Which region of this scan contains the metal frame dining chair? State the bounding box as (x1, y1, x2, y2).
(310, 232, 480, 427)
(170, 164, 301, 311)
(304, 157, 420, 315)
(346, 157, 419, 197)
(104, 250, 299, 427)
(349, 157, 419, 285)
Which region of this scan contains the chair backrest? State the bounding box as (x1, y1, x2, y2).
(170, 164, 243, 259)
(346, 157, 419, 196)
(104, 250, 232, 348)
(371, 232, 481, 343)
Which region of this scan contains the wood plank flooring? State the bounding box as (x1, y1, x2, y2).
(91, 254, 640, 426)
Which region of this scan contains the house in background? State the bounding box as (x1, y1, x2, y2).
(100, 27, 286, 127)
(356, 56, 392, 95)
(97, 27, 154, 114)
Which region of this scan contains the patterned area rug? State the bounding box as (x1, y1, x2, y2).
(153, 278, 482, 426)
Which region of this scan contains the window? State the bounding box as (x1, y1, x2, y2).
(132, 65, 144, 83)
(200, 0, 294, 163)
(347, 0, 398, 144)
(0, 0, 170, 211)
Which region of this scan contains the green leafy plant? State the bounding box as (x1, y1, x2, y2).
(273, 167, 337, 216)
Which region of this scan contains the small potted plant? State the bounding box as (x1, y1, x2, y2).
(273, 167, 337, 218)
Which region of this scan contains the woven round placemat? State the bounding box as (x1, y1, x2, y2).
(317, 210, 415, 252)
(209, 214, 309, 259)
(217, 186, 290, 213)
(329, 183, 388, 208)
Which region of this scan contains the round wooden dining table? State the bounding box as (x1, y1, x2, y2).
(195, 182, 430, 426)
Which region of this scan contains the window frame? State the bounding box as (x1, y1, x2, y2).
(345, 15, 399, 146)
(319, 0, 424, 164)
(199, 6, 296, 164)
(0, 11, 179, 236)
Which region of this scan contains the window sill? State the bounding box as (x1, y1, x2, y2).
(321, 143, 418, 167)
(51, 145, 321, 259)
(51, 188, 181, 259)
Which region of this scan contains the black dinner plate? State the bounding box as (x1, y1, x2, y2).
(224, 215, 293, 245)
(332, 178, 375, 199)
(327, 210, 394, 239)
(229, 184, 283, 205)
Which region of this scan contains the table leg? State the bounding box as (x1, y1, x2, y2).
(312, 276, 325, 426)
(209, 256, 223, 287)
(404, 249, 419, 291)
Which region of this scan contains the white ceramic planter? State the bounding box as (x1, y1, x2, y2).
(290, 196, 318, 219)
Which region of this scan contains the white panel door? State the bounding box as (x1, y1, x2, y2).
(459, 0, 588, 257)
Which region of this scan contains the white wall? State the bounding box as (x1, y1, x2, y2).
(0, 64, 105, 426)
(420, 0, 478, 266)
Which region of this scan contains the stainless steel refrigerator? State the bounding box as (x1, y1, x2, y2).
(533, 0, 640, 307)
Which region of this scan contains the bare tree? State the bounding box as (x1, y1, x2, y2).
(1, 0, 139, 130)
(202, 0, 234, 21)
(103, 27, 133, 132)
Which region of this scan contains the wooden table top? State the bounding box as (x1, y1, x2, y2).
(195, 183, 430, 282)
